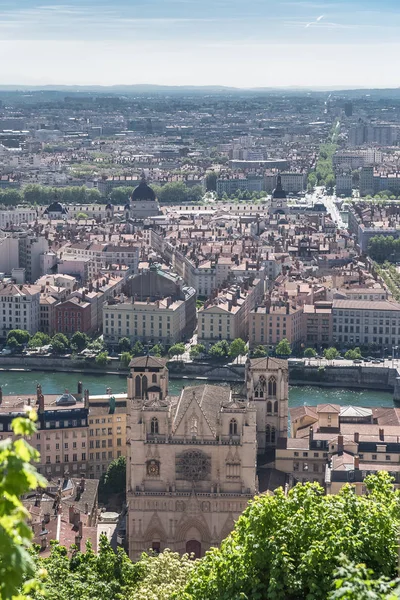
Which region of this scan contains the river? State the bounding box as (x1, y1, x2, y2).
(0, 370, 394, 409)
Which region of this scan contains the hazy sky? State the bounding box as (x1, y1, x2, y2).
(0, 0, 399, 88)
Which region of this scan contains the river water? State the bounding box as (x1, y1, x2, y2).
(0, 370, 393, 409)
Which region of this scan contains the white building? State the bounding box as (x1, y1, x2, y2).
(18, 234, 49, 283)
(0, 234, 19, 274)
(0, 208, 37, 228)
(0, 282, 41, 337)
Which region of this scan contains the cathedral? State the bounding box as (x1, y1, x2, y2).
(126, 355, 288, 559)
(124, 177, 161, 221)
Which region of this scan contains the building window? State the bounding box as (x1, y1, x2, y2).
(229, 419, 238, 436)
(266, 424, 276, 444)
(268, 377, 277, 397)
(150, 417, 159, 435)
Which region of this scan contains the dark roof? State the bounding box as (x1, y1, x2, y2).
(44, 201, 68, 214)
(129, 355, 167, 369)
(272, 174, 287, 199)
(105, 202, 113, 210)
(131, 181, 156, 201)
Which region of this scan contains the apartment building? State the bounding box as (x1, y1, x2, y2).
(335, 173, 353, 196)
(0, 233, 19, 274)
(0, 208, 36, 228)
(18, 234, 49, 282)
(0, 282, 40, 337)
(62, 242, 140, 277)
(249, 304, 303, 349)
(55, 297, 93, 335)
(332, 299, 400, 348)
(198, 278, 263, 345)
(303, 302, 333, 348)
(39, 295, 58, 335)
(88, 394, 126, 477)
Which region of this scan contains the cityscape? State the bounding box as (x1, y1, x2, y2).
(2, 3, 400, 594)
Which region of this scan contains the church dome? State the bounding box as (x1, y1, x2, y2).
(44, 201, 68, 215)
(131, 181, 156, 202)
(272, 175, 287, 199)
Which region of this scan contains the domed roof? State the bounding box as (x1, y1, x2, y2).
(131, 180, 156, 202)
(272, 174, 287, 200)
(44, 201, 68, 214)
(105, 202, 113, 210)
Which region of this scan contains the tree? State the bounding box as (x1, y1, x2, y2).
(7, 329, 30, 346)
(150, 343, 164, 357)
(99, 455, 126, 499)
(304, 347, 317, 358)
(307, 173, 317, 190)
(0, 412, 46, 599)
(71, 331, 89, 352)
(328, 556, 400, 600)
(7, 336, 21, 351)
(189, 344, 206, 360)
(183, 473, 400, 600)
(76, 212, 89, 220)
(252, 345, 268, 358)
(276, 338, 291, 357)
(168, 343, 186, 358)
(28, 332, 51, 348)
(120, 351, 132, 367)
(158, 182, 188, 204)
(205, 172, 217, 192)
(324, 347, 340, 361)
(95, 351, 109, 366)
(51, 333, 69, 354)
(118, 337, 131, 352)
(132, 341, 144, 356)
(208, 340, 230, 358)
(229, 338, 247, 361)
(344, 347, 362, 360)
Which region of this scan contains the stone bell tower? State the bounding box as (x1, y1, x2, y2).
(246, 357, 288, 453)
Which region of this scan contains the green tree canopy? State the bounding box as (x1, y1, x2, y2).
(150, 343, 164, 357)
(304, 347, 317, 358)
(28, 332, 51, 348)
(324, 347, 340, 360)
(132, 341, 144, 356)
(189, 344, 206, 360)
(118, 337, 131, 352)
(99, 455, 126, 499)
(276, 338, 292, 356)
(344, 347, 362, 360)
(183, 473, 400, 600)
(168, 343, 186, 358)
(7, 329, 30, 345)
(205, 172, 217, 192)
(252, 345, 268, 358)
(208, 340, 230, 358)
(229, 338, 247, 360)
(51, 333, 69, 354)
(71, 331, 89, 352)
(95, 351, 109, 366)
(120, 351, 132, 367)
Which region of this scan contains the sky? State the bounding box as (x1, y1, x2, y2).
(0, 0, 399, 89)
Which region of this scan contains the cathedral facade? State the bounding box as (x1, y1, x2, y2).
(126, 355, 288, 559)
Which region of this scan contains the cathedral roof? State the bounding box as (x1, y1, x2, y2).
(172, 384, 231, 436)
(131, 180, 156, 201)
(248, 357, 288, 371)
(129, 355, 167, 369)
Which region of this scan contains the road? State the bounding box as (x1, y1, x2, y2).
(307, 186, 346, 229)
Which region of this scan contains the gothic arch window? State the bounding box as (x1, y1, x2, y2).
(266, 424, 271, 444)
(229, 418, 238, 436)
(274, 400, 278, 414)
(267, 401, 272, 414)
(152, 374, 157, 384)
(271, 426, 276, 444)
(142, 375, 148, 398)
(151, 417, 159, 435)
(268, 377, 277, 397)
(135, 375, 141, 398)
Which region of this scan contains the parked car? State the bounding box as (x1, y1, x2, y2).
(353, 359, 362, 364)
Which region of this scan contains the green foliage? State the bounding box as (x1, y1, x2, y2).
(76, 212, 89, 220)
(99, 456, 126, 501)
(156, 182, 203, 204)
(307, 172, 317, 190)
(120, 351, 132, 367)
(189, 344, 206, 360)
(304, 347, 317, 358)
(276, 338, 292, 356)
(32, 536, 138, 600)
(205, 172, 217, 192)
(344, 347, 362, 360)
(6, 336, 20, 351)
(51, 333, 70, 354)
(95, 351, 109, 366)
(150, 343, 164, 357)
(368, 235, 400, 263)
(87, 337, 106, 353)
(328, 556, 400, 600)
(28, 332, 51, 348)
(208, 340, 230, 358)
(0, 412, 46, 599)
(168, 343, 186, 358)
(316, 142, 337, 186)
(228, 338, 247, 360)
(7, 329, 30, 345)
(324, 347, 340, 360)
(132, 341, 144, 356)
(183, 473, 400, 600)
(118, 337, 131, 352)
(70, 331, 89, 352)
(252, 345, 268, 358)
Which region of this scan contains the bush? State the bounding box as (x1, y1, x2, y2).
(71, 331, 89, 352)
(120, 351, 132, 367)
(95, 351, 109, 366)
(168, 343, 186, 358)
(304, 347, 317, 358)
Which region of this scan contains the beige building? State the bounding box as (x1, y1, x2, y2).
(249, 304, 303, 349)
(198, 278, 263, 345)
(303, 302, 333, 348)
(126, 355, 289, 559)
(88, 394, 127, 478)
(0, 282, 41, 337)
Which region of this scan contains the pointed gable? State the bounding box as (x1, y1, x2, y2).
(172, 385, 231, 437)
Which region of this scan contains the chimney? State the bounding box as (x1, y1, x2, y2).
(354, 432, 359, 443)
(80, 476, 85, 492)
(309, 426, 313, 445)
(354, 455, 360, 470)
(78, 520, 83, 537)
(379, 428, 384, 441)
(39, 393, 44, 414)
(77, 381, 82, 396)
(338, 434, 344, 454)
(75, 535, 81, 552)
(0, 386, 2, 404)
(69, 505, 75, 524)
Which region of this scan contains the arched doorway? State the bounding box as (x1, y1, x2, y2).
(186, 539, 201, 558)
